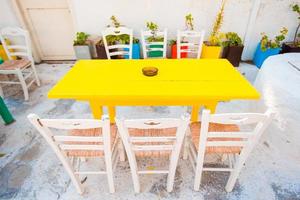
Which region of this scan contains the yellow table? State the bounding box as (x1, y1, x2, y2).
(48, 59, 260, 122)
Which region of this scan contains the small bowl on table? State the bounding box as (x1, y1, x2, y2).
(142, 67, 158, 77)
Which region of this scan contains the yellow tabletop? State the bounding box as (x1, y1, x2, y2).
(48, 59, 260, 121)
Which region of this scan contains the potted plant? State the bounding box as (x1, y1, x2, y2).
(145, 21, 164, 58)
(170, 14, 194, 59)
(95, 39, 107, 59)
(253, 27, 288, 68)
(282, 3, 300, 53)
(201, 0, 226, 58)
(222, 32, 244, 67)
(105, 15, 141, 59)
(73, 32, 92, 59)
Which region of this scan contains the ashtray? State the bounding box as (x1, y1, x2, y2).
(142, 67, 158, 77)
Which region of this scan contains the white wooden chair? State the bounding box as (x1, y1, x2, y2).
(116, 114, 190, 193)
(141, 29, 167, 59)
(102, 27, 133, 59)
(0, 27, 40, 101)
(177, 30, 205, 59)
(27, 114, 120, 194)
(188, 109, 274, 192)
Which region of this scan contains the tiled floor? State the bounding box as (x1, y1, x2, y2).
(0, 62, 299, 200)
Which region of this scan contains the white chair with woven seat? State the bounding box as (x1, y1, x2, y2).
(188, 109, 274, 192)
(102, 27, 133, 59)
(0, 27, 40, 101)
(27, 114, 120, 194)
(116, 114, 190, 193)
(176, 30, 205, 59)
(141, 29, 168, 59)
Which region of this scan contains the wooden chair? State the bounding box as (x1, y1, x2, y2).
(0, 27, 40, 101)
(141, 29, 167, 59)
(177, 30, 205, 59)
(102, 27, 133, 59)
(27, 114, 120, 194)
(116, 114, 190, 193)
(188, 109, 274, 192)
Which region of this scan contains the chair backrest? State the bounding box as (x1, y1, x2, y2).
(0, 27, 33, 61)
(116, 114, 190, 168)
(177, 30, 205, 59)
(102, 27, 133, 59)
(198, 109, 274, 157)
(141, 29, 167, 59)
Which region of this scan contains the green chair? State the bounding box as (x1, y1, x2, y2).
(0, 97, 15, 125)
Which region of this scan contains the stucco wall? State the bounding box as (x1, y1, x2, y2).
(0, 0, 20, 28)
(1, 0, 299, 60)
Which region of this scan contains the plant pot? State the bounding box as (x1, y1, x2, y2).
(171, 44, 188, 59)
(253, 43, 281, 68)
(222, 45, 244, 67)
(124, 43, 141, 59)
(201, 43, 222, 58)
(148, 44, 163, 58)
(281, 42, 300, 53)
(74, 45, 92, 59)
(0, 97, 15, 125)
(95, 43, 107, 59)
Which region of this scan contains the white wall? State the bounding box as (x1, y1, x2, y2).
(0, 0, 20, 28)
(1, 0, 299, 60)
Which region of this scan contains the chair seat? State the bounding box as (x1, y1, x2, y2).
(190, 122, 242, 154)
(0, 59, 31, 70)
(65, 124, 117, 157)
(128, 127, 177, 157)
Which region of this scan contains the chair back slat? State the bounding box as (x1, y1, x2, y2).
(177, 30, 205, 59)
(141, 29, 168, 59)
(209, 113, 268, 125)
(59, 144, 104, 151)
(102, 27, 133, 59)
(54, 135, 103, 142)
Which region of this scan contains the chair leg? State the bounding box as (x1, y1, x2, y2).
(118, 141, 126, 161)
(31, 62, 40, 86)
(183, 127, 191, 160)
(104, 154, 115, 193)
(0, 84, 3, 98)
(17, 70, 29, 101)
(225, 158, 244, 192)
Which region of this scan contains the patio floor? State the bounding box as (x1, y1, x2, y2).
(0, 62, 299, 200)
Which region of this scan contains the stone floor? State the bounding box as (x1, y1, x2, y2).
(0, 62, 299, 200)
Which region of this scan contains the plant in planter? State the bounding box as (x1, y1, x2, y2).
(222, 32, 244, 67)
(95, 39, 107, 59)
(105, 15, 140, 59)
(201, 0, 226, 58)
(145, 21, 164, 58)
(170, 14, 194, 58)
(253, 27, 288, 68)
(73, 32, 92, 59)
(282, 3, 300, 53)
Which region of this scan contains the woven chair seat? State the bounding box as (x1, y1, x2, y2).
(190, 122, 242, 154)
(65, 124, 117, 157)
(128, 127, 177, 157)
(0, 59, 31, 70)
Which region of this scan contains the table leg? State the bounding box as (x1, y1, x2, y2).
(108, 106, 116, 123)
(205, 101, 218, 114)
(89, 101, 103, 119)
(191, 105, 201, 122)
